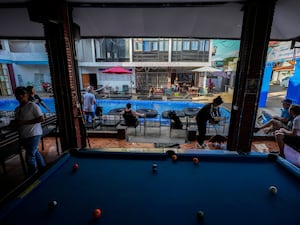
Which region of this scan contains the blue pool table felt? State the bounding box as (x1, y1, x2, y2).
(1, 150, 300, 225)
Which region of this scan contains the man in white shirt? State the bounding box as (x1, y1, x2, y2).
(14, 86, 46, 175)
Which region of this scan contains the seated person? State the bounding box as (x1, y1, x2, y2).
(120, 103, 144, 126)
(274, 104, 300, 158)
(168, 111, 183, 129)
(149, 86, 155, 98)
(255, 99, 292, 134)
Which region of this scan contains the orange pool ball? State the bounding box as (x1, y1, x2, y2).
(193, 157, 199, 164)
(93, 208, 102, 218)
(171, 154, 178, 161)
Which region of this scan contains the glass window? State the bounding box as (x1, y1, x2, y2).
(177, 40, 182, 51)
(152, 41, 158, 51)
(183, 41, 190, 50)
(191, 41, 198, 50)
(172, 39, 182, 51)
(160, 40, 166, 51)
(143, 41, 151, 52)
(199, 40, 205, 51)
(172, 40, 177, 51)
(159, 39, 168, 51)
(134, 39, 143, 51)
(204, 40, 210, 51)
(95, 39, 105, 59)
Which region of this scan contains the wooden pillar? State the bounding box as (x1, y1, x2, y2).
(227, 0, 276, 152)
(27, 0, 86, 150)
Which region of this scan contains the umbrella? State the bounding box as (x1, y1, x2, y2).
(102, 66, 132, 74)
(192, 66, 222, 91)
(192, 66, 222, 73)
(102, 67, 133, 95)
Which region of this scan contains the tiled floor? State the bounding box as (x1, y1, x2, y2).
(0, 133, 278, 201)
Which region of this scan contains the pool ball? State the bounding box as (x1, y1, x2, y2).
(193, 157, 199, 164)
(48, 200, 58, 210)
(93, 208, 102, 218)
(171, 154, 178, 161)
(73, 163, 79, 170)
(152, 163, 158, 173)
(166, 150, 176, 157)
(197, 210, 204, 219)
(269, 185, 278, 194)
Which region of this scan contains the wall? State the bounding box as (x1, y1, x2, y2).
(14, 64, 51, 89)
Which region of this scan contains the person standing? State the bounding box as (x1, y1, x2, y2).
(14, 86, 46, 175)
(82, 86, 96, 123)
(208, 78, 214, 93)
(149, 86, 155, 99)
(196, 96, 224, 148)
(26, 85, 51, 113)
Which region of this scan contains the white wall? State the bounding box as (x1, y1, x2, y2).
(97, 73, 136, 93)
(79, 67, 136, 92)
(14, 64, 51, 89)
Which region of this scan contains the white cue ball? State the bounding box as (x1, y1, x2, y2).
(197, 210, 205, 219)
(269, 185, 278, 194)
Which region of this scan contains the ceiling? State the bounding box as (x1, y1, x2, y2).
(0, 0, 299, 40)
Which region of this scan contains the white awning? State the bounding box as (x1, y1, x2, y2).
(0, 0, 299, 40)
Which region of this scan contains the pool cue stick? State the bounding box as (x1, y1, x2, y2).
(77, 102, 91, 148)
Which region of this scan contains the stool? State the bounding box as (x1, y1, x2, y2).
(117, 125, 127, 139)
(187, 127, 197, 141)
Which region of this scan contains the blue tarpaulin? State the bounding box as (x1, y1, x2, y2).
(259, 63, 273, 107)
(286, 76, 300, 104)
(286, 58, 300, 104)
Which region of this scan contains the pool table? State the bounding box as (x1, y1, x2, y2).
(1, 149, 300, 225)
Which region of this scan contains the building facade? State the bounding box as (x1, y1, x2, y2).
(0, 39, 50, 96)
(76, 38, 211, 94)
(1, 38, 239, 96)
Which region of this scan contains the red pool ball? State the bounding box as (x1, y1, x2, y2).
(193, 157, 199, 164)
(73, 163, 79, 170)
(93, 208, 102, 218)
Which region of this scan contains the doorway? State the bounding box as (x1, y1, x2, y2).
(82, 73, 97, 90)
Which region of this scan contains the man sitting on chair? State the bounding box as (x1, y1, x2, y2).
(254, 98, 292, 134)
(121, 103, 144, 126)
(168, 111, 183, 129)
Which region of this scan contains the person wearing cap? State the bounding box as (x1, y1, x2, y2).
(274, 104, 300, 157)
(14, 86, 46, 175)
(254, 98, 292, 134)
(82, 86, 96, 123)
(196, 96, 224, 149)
